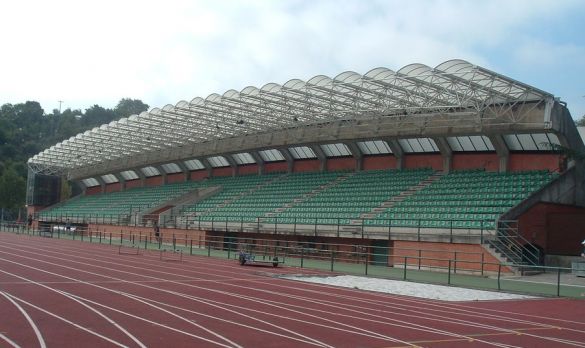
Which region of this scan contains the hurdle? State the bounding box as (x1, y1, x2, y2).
(160, 248, 183, 262)
(118, 243, 141, 255)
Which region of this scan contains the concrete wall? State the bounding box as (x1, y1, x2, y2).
(238, 164, 259, 175)
(264, 161, 288, 173)
(452, 153, 499, 171)
(326, 157, 356, 171)
(190, 170, 208, 181)
(293, 159, 321, 172)
(362, 155, 396, 170)
(212, 167, 233, 177)
(404, 154, 443, 170)
(393, 241, 504, 273)
(145, 176, 163, 187)
(518, 202, 585, 256)
(105, 183, 122, 193)
(167, 173, 186, 184)
(86, 186, 101, 195)
(509, 153, 559, 172)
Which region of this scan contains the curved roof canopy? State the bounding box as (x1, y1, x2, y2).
(28, 59, 555, 177)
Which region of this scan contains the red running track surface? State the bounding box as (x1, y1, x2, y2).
(0, 232, 584, 348)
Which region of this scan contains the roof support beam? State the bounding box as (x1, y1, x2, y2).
(94, 176, 106, 194)
(344, 141, 363, 171)
(113, 173, 126, 191)
(201, 158, 214, 178)
(386, 140, 404, 170)
(250, 151, 265, 175)
(277, 148, 294, 173)
(223, 155, 238, 177)
(132, 168, 146, 188)
(175, 161, 190, 182)
(310, 145, 327, 172)
(155, 165, 168, 185)
(432, 137, 453, 173)
(488, 135, 510, 173)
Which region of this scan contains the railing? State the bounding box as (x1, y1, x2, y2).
(35, 212, 497, 243)
(0, 223, 581, 298)
(491, 220, 541, 266)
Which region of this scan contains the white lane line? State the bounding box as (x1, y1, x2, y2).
(0, 255, 331, 348)
(0, 290, 46, 348)
(0, 270, 146, 348)
(0, 333, 21, 348)
(3, 292, 129, 348)
(0, 241, 531, 347)
(0, 268, 241, 348)
(3, 239, 580, 348)
(0, 245, 414, 346)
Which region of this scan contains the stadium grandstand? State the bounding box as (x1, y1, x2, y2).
(26, 59, 585, 272)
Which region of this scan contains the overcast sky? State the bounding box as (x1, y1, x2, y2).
(1, 0, 584, 119)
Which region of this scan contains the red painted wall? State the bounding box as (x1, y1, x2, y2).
(404, 154, 443, 170)
(517, 203, 585, 255)
(265, 161, 288, 173)
(238, 164, 259, 175)
(509, 153, 559, 172)
(452, 153, 499, 171)
(212, 166, 233, 177)
(393, 241, 504, 273)
(362, 155, 397, 170)
(190, 170, 209, 181)
(104, 183, 122, 193)
(145, 176, 163, 187)
(293, 159, 321, 173)
(85, 186, 102, 195)
(326, 157, 356, 171)
(125, 179, 142, 189)
(166, 173, 186, 184)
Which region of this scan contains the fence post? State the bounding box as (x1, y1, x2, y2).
(448, 260, 452, 285)
(330, 251, 334, 272)
(481, 253, 485, 276)
(557, 268, 561, 297)
(453, 251, 457, 274)
(403, 256, 408, 280)
(497, 264, 502, 290)
(190, 239, 193, 255)
(300, 248, 304, 268)
(364, 250, 368, 276)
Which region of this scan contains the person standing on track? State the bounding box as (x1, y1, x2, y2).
(153, 220, 161, 244)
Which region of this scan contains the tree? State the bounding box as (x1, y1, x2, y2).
(0, 165, 26, 212)
(114, 98, 149, 119)
(576, 115, 585, 127)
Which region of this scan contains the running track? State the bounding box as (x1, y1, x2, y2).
(0, 232, 584, 348)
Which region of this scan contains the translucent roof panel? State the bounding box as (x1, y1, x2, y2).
(259, 149, 285, 162)
(141, 166, 160, 177)
(320, 143, 352, 157)
(101, 174, 119, 184)
(504, 133, 560, 151)
(232, 152, 256, 165)
(399, 138, 439, 153)
(82, 178, 100, 187)
(207, 156, 230, 167)
(120, 170, 139, 180)
(161, 163, 182, 174)
(184, 159, 205, 170)
(27, 59, 558, 177)
(358, 140, 392, 155)
(447, 136, 495, 152)
(289, 146, 317, 159)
